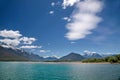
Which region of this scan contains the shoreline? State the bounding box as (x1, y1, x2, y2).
(0, 61, 116, 64)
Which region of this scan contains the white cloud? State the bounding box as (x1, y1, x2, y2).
(0, 45, 8, 48)
(20, 45, 42, 49)
(65, 0, 104, 40)
(62, 17, 71, 22)
(51, 1, 61, 7)
(40, 49, 51, 53)
(77, 0, 103, 13)
(0, 38, 20, 46)
(0, 29, 22, 38)
(43, 55, 60, 58)
(49, 11, 54, 14)
(84, 50, 90, 53)
(51, 2, 55, 7)
(52, 55, 60, 58)
(62, 0, 80, 9)
(0, 29, 40, 49)
(83, 50, 97, 54)
(1, 44, 12, 48)
(40, 50, 46, 53)
(70, 41, 76, 44)
(56, 1, 61, 6)
(20, 37, 36, 44)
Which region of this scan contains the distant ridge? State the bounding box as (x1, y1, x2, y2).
(83, 51, 102, 58)
(0, 45, 117, 62)
(0, 45, 59, 61)
(0, 45, 43, 61)
(44, 56, 58, 61)
(59, 52, 84, 61)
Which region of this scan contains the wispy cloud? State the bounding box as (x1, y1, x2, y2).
(51, 1, 61, 7)
(40, 49, 51, 53)
(43, 55, 60, 58)
(49, 11, 54, 14)
(20, 45, 42, 49)
(63, 0, 104, 41)
(51, 2, 55, 7)
(70, 41, 76, 44)
(20, 37, 36, 44)
(62, 17, 71, 22)
(87, 27, 115, 43)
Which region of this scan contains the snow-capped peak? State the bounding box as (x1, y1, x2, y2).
(83, 50, 102, 58)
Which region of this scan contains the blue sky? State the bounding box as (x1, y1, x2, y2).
(0, 0, 120, 57)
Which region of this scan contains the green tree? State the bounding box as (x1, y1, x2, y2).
(108, 56, 118, 63)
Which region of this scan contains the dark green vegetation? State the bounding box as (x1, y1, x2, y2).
(82, 54, 120, 63)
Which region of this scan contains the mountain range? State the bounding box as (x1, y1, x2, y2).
(0, 45, 115, 61)
(0, 45, 58, 61)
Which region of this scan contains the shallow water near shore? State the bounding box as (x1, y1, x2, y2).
(0, 62, 120, 80)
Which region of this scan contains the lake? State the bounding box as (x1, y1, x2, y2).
(0, 62, 120, 80)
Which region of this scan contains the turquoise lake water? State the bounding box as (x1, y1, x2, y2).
(0, 62, 120, 80)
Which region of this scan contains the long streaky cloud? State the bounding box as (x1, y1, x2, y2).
(64, 0, 104, 40)
(20, 45, 42, 49)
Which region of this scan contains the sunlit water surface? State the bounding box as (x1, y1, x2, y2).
(0, 62, 120, 80)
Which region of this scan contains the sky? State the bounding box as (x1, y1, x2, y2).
(0, 0, 120, 57)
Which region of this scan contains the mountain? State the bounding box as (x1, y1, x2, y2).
(83, 51, 102, 58)
(44, 56, 58, 61)
(1, 45, 114, 62)
(101, 53, 115, 58)
(0, 45, 44, 61)
(59, 52, 84, 61)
